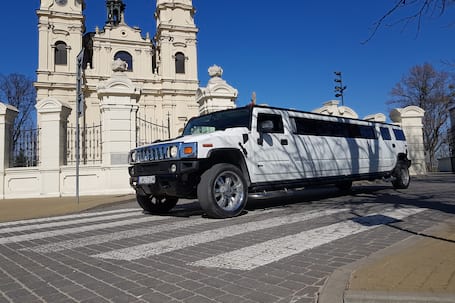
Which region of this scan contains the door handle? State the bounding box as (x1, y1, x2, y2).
(281, 139, 288, 145)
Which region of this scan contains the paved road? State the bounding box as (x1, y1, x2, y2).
(0, 174, 454, 303)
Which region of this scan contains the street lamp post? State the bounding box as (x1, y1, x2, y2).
(334, 71, 347, 106)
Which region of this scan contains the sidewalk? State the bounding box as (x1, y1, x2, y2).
(1, 193, 455, 303)
(319, 217, 455, 303)
(0, 194, 136, 223)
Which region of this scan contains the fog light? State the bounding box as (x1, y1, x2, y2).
(170, 164, 177, 173)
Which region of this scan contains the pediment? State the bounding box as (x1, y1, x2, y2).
(98, 24, 145, 42)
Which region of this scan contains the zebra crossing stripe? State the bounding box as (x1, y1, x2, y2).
(0, 208, 139, 229)
(25, 219, 209, 253)
(190, 207, 425, 270)
(92, 208, 349, 261)
(0, 211, 143, 234)
(24, 208, 282, 253)
(0, 216, 170, 245)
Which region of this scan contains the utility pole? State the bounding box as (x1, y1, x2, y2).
(334, 71, 347, 106)
(76, 48, 85, 205)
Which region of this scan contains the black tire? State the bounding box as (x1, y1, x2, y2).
(197, 163, 248, 219)
(392, 164, 411, 189)
(136, 194, 178, 214)
(336, 181, 353, 192)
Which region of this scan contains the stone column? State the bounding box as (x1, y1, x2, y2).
(97, 59, 140, 166)
(0, 103, 19, 199)
(390, 106, 426, 175)
(97, 59, 140, 194)
(36, 98, 72, 196)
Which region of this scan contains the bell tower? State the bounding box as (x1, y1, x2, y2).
(35, 0, 86, 105)
(105, 0, 126, 26)
(154, 0, 200, 138)
(155, 0, 198, 81)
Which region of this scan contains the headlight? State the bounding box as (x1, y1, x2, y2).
(169, 146, 178, 158)
(129, 150, 136, 163)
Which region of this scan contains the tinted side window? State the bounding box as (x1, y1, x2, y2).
(292, 117, 376, 139)
(293, 118, 349, 137)
(358, 125, 377, 139)
(380, 127, 392, 140)
(257, 113, 284, 133)
(393, 129, 406, 141)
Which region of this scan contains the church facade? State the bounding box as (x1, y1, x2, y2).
(0, 0, 240, 199)
(35, 0, 217, 140)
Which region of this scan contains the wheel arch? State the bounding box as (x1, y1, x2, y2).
(205, 148, 251, 186)
(397, 153, 411, 168)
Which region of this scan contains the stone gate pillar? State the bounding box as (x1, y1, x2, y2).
(0, 102, 18, 199)
(197, 65, 238, 115)
(97, 59, 140, 167)
(36, 98, 72, 196)
(390, 106, 426, 175)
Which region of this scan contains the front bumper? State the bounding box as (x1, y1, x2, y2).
(129, 160, 200, 198)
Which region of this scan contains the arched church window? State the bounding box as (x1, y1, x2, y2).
(55, 41, 68, 65)
(175, 52, 185, 74)
(114, 51, 133, 71)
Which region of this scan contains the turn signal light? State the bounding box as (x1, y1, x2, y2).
(183, 146, 193, 154)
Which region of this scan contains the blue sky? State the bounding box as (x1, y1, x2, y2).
(1, 1, 454, 120)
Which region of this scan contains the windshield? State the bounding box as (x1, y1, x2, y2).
(183, 107, 251, 136)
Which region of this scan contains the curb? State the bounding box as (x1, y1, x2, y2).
(317, 217, 455, 303)
(344, 290, 455, 303)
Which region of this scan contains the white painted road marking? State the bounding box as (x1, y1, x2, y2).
(15, 208, 280, 251)
(190, 207, 425, 270)
(0, 216, 170, 245)
(0, 208, 139, 229)
(93, 208, 349, 261)
(0, 210, 143, 234)
(25, 209, 282, 253)
(25, 218, 211, 253)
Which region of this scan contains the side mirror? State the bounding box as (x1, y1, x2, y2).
(260, 120, 274, 133)
(257, 120, 274, 145)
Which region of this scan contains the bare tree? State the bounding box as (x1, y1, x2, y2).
(0, 73, 36, 145)
(364, 0, 454, 43)
(388, 63, 455, 170)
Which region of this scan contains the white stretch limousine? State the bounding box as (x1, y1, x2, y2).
(129, 105, 411, 218)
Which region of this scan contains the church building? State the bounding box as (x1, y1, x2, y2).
(35, 0, 236, 145)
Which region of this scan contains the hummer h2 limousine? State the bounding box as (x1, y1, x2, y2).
(128, 105, 411, 218)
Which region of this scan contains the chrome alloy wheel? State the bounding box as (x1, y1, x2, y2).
(213, 171, 245, 211)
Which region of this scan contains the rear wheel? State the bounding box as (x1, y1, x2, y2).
(197, 163, 248, 219)
(136, 194, 178, 214)
(392, 164, 411, 189)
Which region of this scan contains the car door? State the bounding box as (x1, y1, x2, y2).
(246, 108, 300, 183)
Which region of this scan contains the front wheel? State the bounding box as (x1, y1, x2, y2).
(392, 164, 411, 189)
(136, 194, 178, 214)
(197, 163, 248, 219)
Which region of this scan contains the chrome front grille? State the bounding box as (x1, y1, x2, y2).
(136, 145, 171, 162)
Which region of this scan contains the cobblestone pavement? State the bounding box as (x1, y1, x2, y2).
(0, 175, 454, 303)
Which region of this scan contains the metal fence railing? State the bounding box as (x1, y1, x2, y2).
(10, 128, 39, 167)
(66, 123, 102, 165)
(136, 116, 169, 147)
